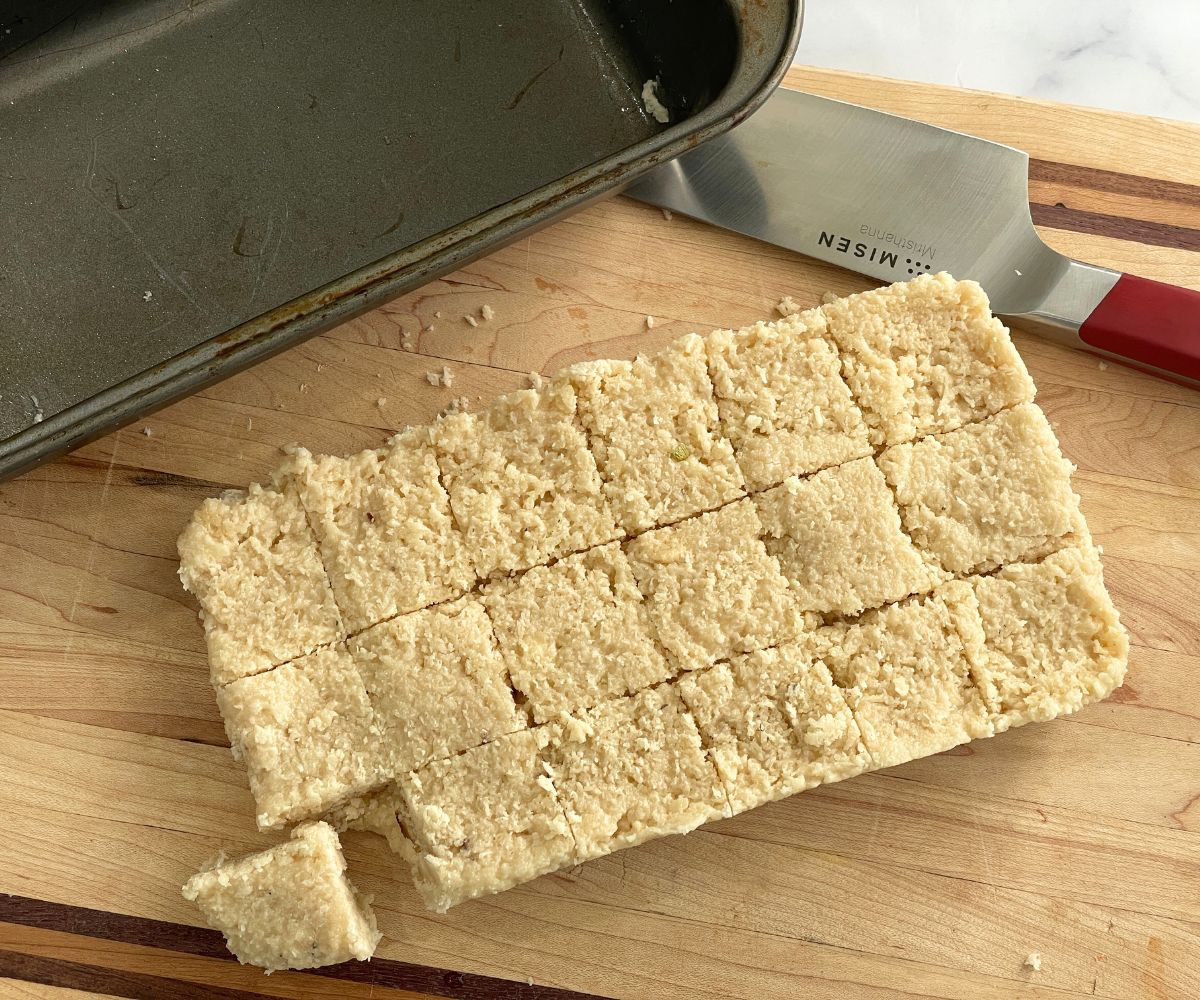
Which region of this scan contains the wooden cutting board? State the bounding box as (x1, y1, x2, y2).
(2, 66, 1198, 1000)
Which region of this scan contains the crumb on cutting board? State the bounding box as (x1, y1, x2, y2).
(481, 304, 495, 321)
(776, 295, 801, 317)
(645, 315, 655, 329)
(1024, 952, 1042, 972)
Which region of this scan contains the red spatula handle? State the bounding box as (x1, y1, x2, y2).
(1079, 273, 1200, 384)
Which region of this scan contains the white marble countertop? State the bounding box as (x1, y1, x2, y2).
(796, 0, 1200, 125)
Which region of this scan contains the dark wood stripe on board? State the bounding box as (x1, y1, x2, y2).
(0, 895, 611, 1000)
(1029, 200, 1200, 252)
(0, 948, 262, 1000)
(1030, 158, 1200, 209)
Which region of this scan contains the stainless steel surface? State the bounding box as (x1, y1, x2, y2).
(627, 86, 1131, 352)
(0, 0, 803, 481)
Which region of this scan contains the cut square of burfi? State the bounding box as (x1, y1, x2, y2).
(817, 582, 993, 769)
(624, 499, 806, 671)
(754, 457, 942, 616)
(182, 821, 380, 972)
(677, 645, 869, 814)
(217, 644, 385, 830)
(483, 542, 672, 723)
(350, 596, 523, 774)
(433, 379, 619, 578)
(877, 402, 1083, 576)
(571, 334, 745, 533)
(289, 428, 475, 633)
(178, 483, 343, 686)
(706, 309, 872, 491)
(546, 682, 728, 862)
(822, 272, 1035, 447)
(393, 727, 576, 912)
(970, 543, 1128, 732)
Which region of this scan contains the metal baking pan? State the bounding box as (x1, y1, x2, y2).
(0, 0, 801, 480)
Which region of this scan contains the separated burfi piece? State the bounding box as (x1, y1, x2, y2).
(706, 309, 872, 491)
(397, 727, 576, 912)
(877, 402, 1082, 576)
(433, 380, 619, 578)
(178, 483, 343, 686)
(571, 334, 744, 533)
(182, 821, 380, 972)
(822, 272, 1035, 447)
(624, 499, 806, 671)
(483, 543, 672, 723)
(546, 682, 728, 862)
(818, 582, 993, 769)
(290, 428, 475, 632)
(350, 597, 523, 774)
(217, 645, 385, 830)
(677, 646, 869, 814)
(754, 457, 942, 617)
(970, 543, 1128, 731)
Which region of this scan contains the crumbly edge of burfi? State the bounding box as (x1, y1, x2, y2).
(877, 402, 1085, 577)
(286, 427, 476, 632)
(821, 272, 1035, 448)
(545, 681, 729, 864)
(182, 821, 380, 972)
(623, 498, 808, 672)
(217, 645, 387, 830)
(754, 457, 944, 617)
(396, 727, 577, 912)
(432, 378, 620, 578)
(968, 542, 1128, 731)
(568, 333, 745, 533)
(705, 308, 872, 491)
(482, 542, 673, 723)
(348, 596, 525, 775)
(177, 482, 344, 687)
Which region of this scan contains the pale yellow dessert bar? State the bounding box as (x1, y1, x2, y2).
(546, 682, 728, 862)
(350, 596, 524, 774)
(706, 308, 872, 491)
(623, 499, 806, 671)
(754, 457, 942, 616)
(677, 645, 869, 814)
(877, 402, 1082, 576)
(182, 821, 379, 972)
(288, 427, 475, 632)
(483, 542, 672, 723)
(217, 644, 385, 830)
(817, 581, 994, 769)
(434, 379, 619, 578)
(392, 728, 576, 912)
(570, 334, 744, 533)
(178, 483, 343, 686)
(970, 543, 1128, 731)
(822, 272, 1035, 447)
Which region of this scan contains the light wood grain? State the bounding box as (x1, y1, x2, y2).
(0, 69, 1197, 999)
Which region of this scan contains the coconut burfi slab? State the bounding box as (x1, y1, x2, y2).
(178, 272, 1128, 943)
(183, 821, 380, 971)
(178, 483, 343, 686)
(706, 307, 872, 491)
(483, 542, 673, 723)
(286, 428, 475, 632)
(754, 456, 943, 616)
(822, 270, 1036, 447)
(569, 333, 745, 533)
(434, 378, 619, 578)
